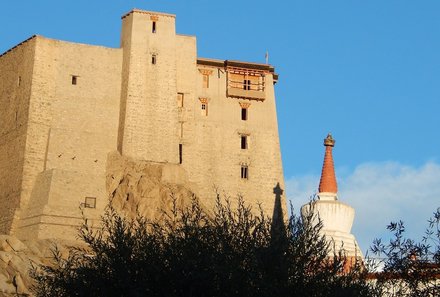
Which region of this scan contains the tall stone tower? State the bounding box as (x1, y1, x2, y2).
(301, 134, 362, 259)
(118, 10, 180, 163)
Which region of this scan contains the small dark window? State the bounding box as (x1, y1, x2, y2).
(71, 75, 78, 85)
(241, 108, 247, 121)
(18, 76, 22, 86)
(152, 54, 157, 65)
(179, 144, 183, 164)
(241, 135, 247, 149)
(241, 165, 248, 179)
(152, 21, 157, 33)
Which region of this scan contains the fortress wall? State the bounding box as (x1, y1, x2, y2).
(175, 34, 197, 182)
(0, 38, 37, 234)
(117, 12, 133, 154)
(16, 38, 122, 239)
(18, 36, 58, 229)
(43, 39, 122, 175)
(1, 9, 286, 240)
(182, 66, 285, 215)
(19, 169, 106, 240)
(176, 35, 197, 94)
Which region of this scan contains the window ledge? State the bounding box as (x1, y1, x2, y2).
(227, 88, 265, 101)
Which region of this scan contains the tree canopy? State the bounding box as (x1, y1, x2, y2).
(370, 208, 440, 297)
(31, 195, 373, 297)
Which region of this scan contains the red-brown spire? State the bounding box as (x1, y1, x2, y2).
(318, 133, 338, 194)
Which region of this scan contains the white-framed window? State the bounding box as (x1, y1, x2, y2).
(243, 79, 251, 90)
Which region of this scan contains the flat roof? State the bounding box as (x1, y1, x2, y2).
(121, 9, 176, 19)
(197, 58, 276, 74)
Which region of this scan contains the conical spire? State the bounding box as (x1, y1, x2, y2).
(318, 133, 338, 195)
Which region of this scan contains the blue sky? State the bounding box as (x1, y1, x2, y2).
(2, 1, 439, 252)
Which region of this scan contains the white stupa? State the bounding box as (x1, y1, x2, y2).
(301, 134, 363, 260)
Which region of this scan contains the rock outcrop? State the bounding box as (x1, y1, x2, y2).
(106, 152, 197, 219)
(0, 153, 198, 296)
(0, 236, 78, 296)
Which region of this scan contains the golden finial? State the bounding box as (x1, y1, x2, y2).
(324, 133, 335, 147)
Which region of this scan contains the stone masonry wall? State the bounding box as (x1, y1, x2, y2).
(0, 37, 36, 234)
(15, 37, 122, 240)
(119, 11, 180, 163)
(180, 63, 285, 216)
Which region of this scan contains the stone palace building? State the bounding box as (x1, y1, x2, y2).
(0, 9, 285, 240)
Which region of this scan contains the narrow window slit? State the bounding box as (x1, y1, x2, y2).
(241, 108, 248, 121)
(177, 93, 184, 107)
(241, 135, 247, 149)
